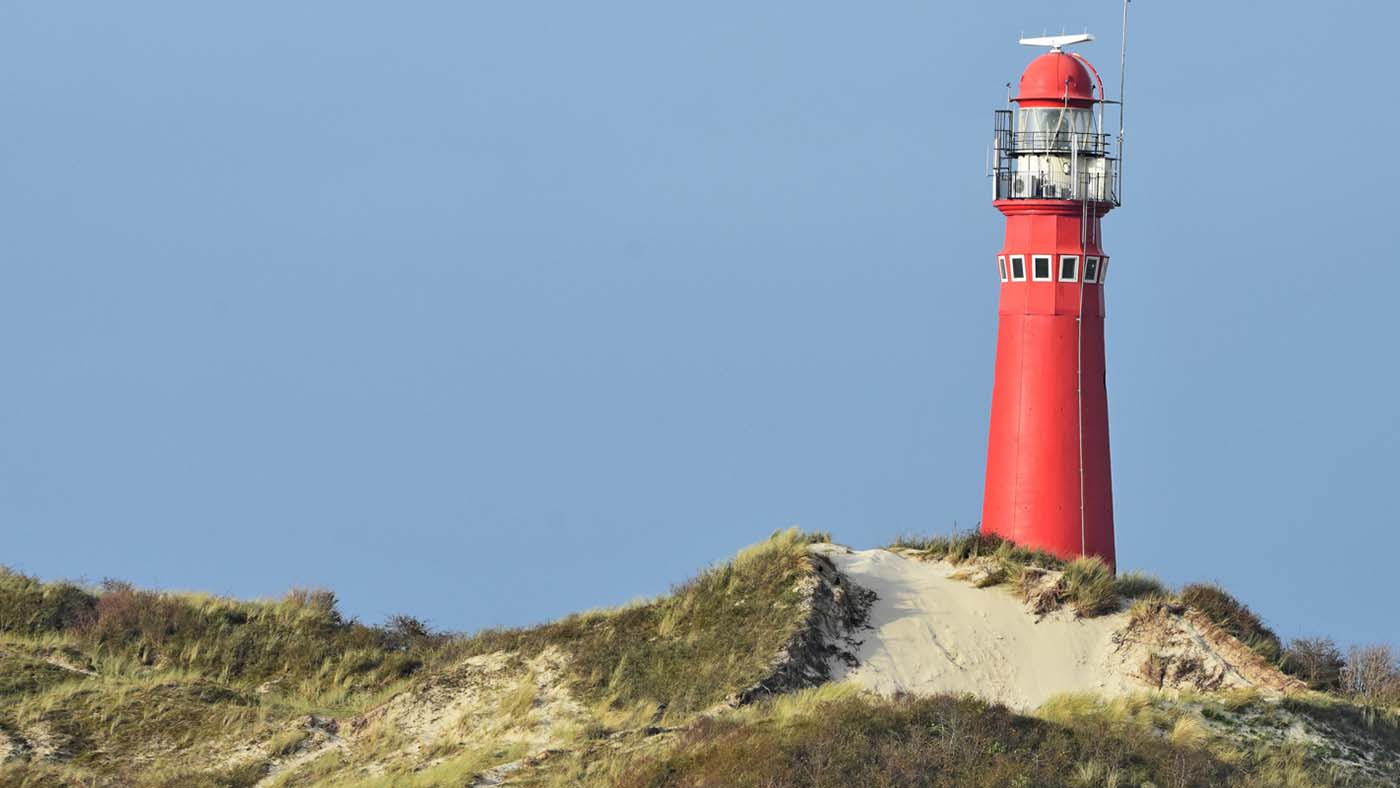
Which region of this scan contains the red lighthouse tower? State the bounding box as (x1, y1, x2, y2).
(982, 35, 1121, 568)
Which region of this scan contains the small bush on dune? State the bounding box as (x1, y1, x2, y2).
(0, 568, 97, 635)
(1281, 637, 1346, 691)
(1340, 644, 1400, 708)
(1179, 583, 1282, 663)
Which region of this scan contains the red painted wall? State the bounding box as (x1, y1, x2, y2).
(981, 200, 1116, 568)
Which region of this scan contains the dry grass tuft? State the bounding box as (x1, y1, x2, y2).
(1061, 557, 1117, 617)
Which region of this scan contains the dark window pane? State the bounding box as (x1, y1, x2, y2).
(1011, 257, 1025, 279)
(1060, 256, 1078, 280)
(998, 258, 1008, 281)
(1033, 256, 1051, 280)
(1084, 258, 1099, 282)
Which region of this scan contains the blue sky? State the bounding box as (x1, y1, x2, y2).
(3, 2, 1396, 648)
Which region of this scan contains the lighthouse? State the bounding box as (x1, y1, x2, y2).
(981, 34, 1120, 568)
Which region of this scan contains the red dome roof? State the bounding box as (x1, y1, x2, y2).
(1015, 52, 1096, 106)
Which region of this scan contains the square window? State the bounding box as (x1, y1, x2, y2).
(1032, 255, 1052, 281)
(1059, 255, 1079, 282)
(1010, 255, 1026, 281)
(1084, 256, 1100, 283)
(998, 256, 1008, 282)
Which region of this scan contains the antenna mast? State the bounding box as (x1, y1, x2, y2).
(1118, 0, 1131, 200)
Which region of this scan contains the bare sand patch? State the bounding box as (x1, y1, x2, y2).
(813, 545, 1297, 711)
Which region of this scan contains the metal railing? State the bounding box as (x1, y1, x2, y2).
(1005, 131, 1112, 156)
(990, 111, 1121, 205)
(991, 111, 1114, 157)
(993, 166, 1119, 204)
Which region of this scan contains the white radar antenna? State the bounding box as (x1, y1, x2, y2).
(1018, 33, 1094, 52)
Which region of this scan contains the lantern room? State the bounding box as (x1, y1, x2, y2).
(990, 41, 1119, 205)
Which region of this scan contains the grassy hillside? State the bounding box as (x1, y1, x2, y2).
(0, 530, 835, 786)
(565, 690, 1400, 788)
(2, 529, 1397, 787)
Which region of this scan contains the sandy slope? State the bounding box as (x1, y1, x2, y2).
(814, 544, 1144, 710)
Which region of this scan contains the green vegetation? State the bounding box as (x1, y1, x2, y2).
(1180, 583, 1284, 664)
(1059, 556, 1116, 617)
(1, 567, 438, 707)
(896, 531, 1133, 619)
(436, 528, 829, 720)
(0, 569, 97, 635)
(2, 531, 1397, 787)
(0, 651, 82, 699)
(1282, 638, 1346, 691)
(1113, 570, 1168, 600)
(0, 565, 445, 786)
(893, 530, 1061, 569)
(0, 530, 832, 784)
(576, 690, 1396, 788)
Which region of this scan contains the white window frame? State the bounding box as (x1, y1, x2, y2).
(1009, 255, 1027, 282)
(1031, 255, 1053, 282)
(1098, 258, 1108, 283)
(1058, 255, 1079, 282)
(1083, 256, 1100, 283)
(997, 256, 1008, 283)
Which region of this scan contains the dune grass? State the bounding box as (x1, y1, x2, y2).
(893, 530, 1062, 569)
(1180, 583, 1283, 664)
(0, 568, 439, 713)
(1113, 571, 1168, 600)
(897, 531, 1140, 619)
(603, 691, 1314, 788)
(0, 674, 279, 786)
(1059, 556, 1117, 617)
(0, 568, 98, 636)
(434, 528, 828, 721)
(6, 531, 1394, 787)
(0, 530, 835, 785)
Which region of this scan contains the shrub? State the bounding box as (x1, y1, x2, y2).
(0, 567, 97, 634)
(1281, 638, 1346, 691)
(1340, 644, 1400, 708)
(1179, 583, 1281, 663)
(383, 614, 439, 651)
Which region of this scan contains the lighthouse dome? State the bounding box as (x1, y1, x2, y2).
(1015, 52, 1095, 106)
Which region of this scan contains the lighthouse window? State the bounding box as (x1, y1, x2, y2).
(1032, 255, 1052, 281)
(1084, 256, 1100, 283)
(1099, 258, 1109, 283)
(1009, 255, 1026, 281)
(1017, 108, 1095, 150)
(1059, 255, 1079, 282)
(998, 256, 1008, 282)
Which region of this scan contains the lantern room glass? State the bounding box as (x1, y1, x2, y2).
(1016, 108, 1095, 152)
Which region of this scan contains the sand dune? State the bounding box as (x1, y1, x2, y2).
(812, 544, 1296, 711)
